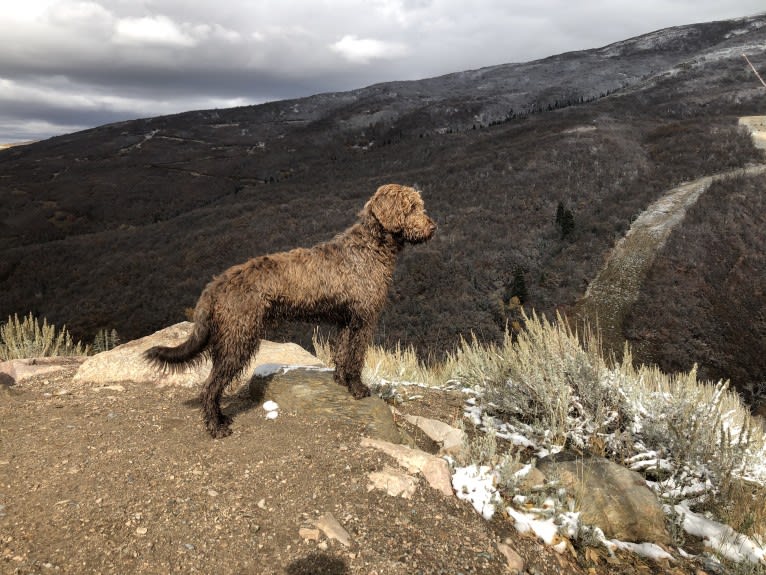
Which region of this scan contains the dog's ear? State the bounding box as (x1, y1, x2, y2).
(363, 184, 413, 233)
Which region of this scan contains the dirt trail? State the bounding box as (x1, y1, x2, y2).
(577, 162, 766, 354)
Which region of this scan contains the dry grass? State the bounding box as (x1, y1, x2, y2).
(312, 329, 454, 388)
(330, 313, 766, 544)
(0, 313, 89, 360)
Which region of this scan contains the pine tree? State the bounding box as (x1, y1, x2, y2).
(509, 268, 528, 304)
(555, 202, 565, 227)
(560, 208, 575, 238)
(555, 202, 575, 239)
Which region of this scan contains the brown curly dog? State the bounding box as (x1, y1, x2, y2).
(145, 184, 437, 438)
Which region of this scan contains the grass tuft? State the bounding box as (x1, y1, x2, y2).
(0, 313, 89, 360)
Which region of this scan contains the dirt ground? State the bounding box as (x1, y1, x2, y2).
(1, 368, 700, 575)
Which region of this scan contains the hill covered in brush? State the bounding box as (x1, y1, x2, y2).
(1, 14, 765, 401)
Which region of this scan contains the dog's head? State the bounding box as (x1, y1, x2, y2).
(362, 184, 436, 244)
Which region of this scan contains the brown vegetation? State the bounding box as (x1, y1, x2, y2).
(625, 172, 766, 402)
(0, 31, 765, 401)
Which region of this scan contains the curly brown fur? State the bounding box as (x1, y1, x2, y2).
(144, 184, 436, 438)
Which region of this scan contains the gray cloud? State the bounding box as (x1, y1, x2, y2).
(0, 0, 763, 143)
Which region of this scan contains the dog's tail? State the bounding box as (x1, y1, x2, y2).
(144, 306, 211, 372)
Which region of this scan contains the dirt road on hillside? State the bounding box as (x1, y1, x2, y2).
(576, 163, 766, 353)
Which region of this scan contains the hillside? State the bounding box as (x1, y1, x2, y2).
(625, 170, 766, 407)
(1, 15, 765, 399)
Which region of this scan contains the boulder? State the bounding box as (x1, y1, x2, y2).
(361, 437, 453, 497)
(0, 356, 85, 386)
(254, 369, 402, 444)
(73, 322, 324, 386)
(73, 322, 403, 442)
(537, 453, 670, 544)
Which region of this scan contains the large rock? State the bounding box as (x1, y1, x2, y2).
(73, 322, 324, 386)
(400, 413, 466, 455)
(360, 437, 453, 496)
(0, 356, 85, 386)
(537, 453, 670, 544)
(253, 369, 402, 444)
(73, 322, 402, 442)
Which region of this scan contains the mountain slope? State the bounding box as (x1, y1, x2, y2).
(1, 14, 765, 398)
(577, 163, 766, 356)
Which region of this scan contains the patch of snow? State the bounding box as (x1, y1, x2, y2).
(463, 405, 483, 426)
(626, 451, 674, 473)
(512, 463, 534, 480)
(674, 501, 766, 565)
(607, 540, 674, 562)
(253, 364, 333, 377)
(725, 19, 766, 38)
(451, 465, 498, 520)
(558, 511, 581, 539)
(506, 507, 568, 552)
(263, 400, 279, 420)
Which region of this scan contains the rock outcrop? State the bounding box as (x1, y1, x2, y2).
(73, 322, 324, 387)
(0, 356, 85, 387)
(537, 453, 670, 544)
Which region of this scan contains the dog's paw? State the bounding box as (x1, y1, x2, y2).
(205, 417, 233, 439)
(208, 425, 233, 439)
(350, 385, 371, 399)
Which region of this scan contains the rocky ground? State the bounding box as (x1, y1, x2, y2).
(0, 354, 712, 575)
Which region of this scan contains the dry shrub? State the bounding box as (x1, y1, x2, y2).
(454, 311, 631, 449)
(312, 329, 454, 390)
(619, 358, 766, 487)
(0, 312, 89, 360)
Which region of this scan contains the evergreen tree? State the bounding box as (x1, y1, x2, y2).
(509, 268, 528, 304)
(555, 202, 575, 239)
(560, 208, 575, 239)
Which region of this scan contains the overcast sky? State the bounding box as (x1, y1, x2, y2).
(1, 1, 763, 143)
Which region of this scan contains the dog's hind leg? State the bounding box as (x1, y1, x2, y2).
(201, 336, 260, 438)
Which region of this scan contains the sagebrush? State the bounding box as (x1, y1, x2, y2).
(0, 313, 89, 360)
(356, 312, 766, 547)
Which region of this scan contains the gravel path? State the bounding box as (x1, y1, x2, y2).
(577, 162, 766, 353)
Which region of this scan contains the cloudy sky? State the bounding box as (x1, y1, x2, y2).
(1, 0, 763, 143)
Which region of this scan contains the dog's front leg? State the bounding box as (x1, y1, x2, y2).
(333, 320, 372, 398)
(345, 321, 373, 399)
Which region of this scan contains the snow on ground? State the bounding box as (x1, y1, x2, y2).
(262, 400, 279, 420)
(252, 363, 333, 377)
(451, 464, 498, 520)
(506, 507, 569, 554)
(606, 540, 674, 562)
(673, 501, 766, 565)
